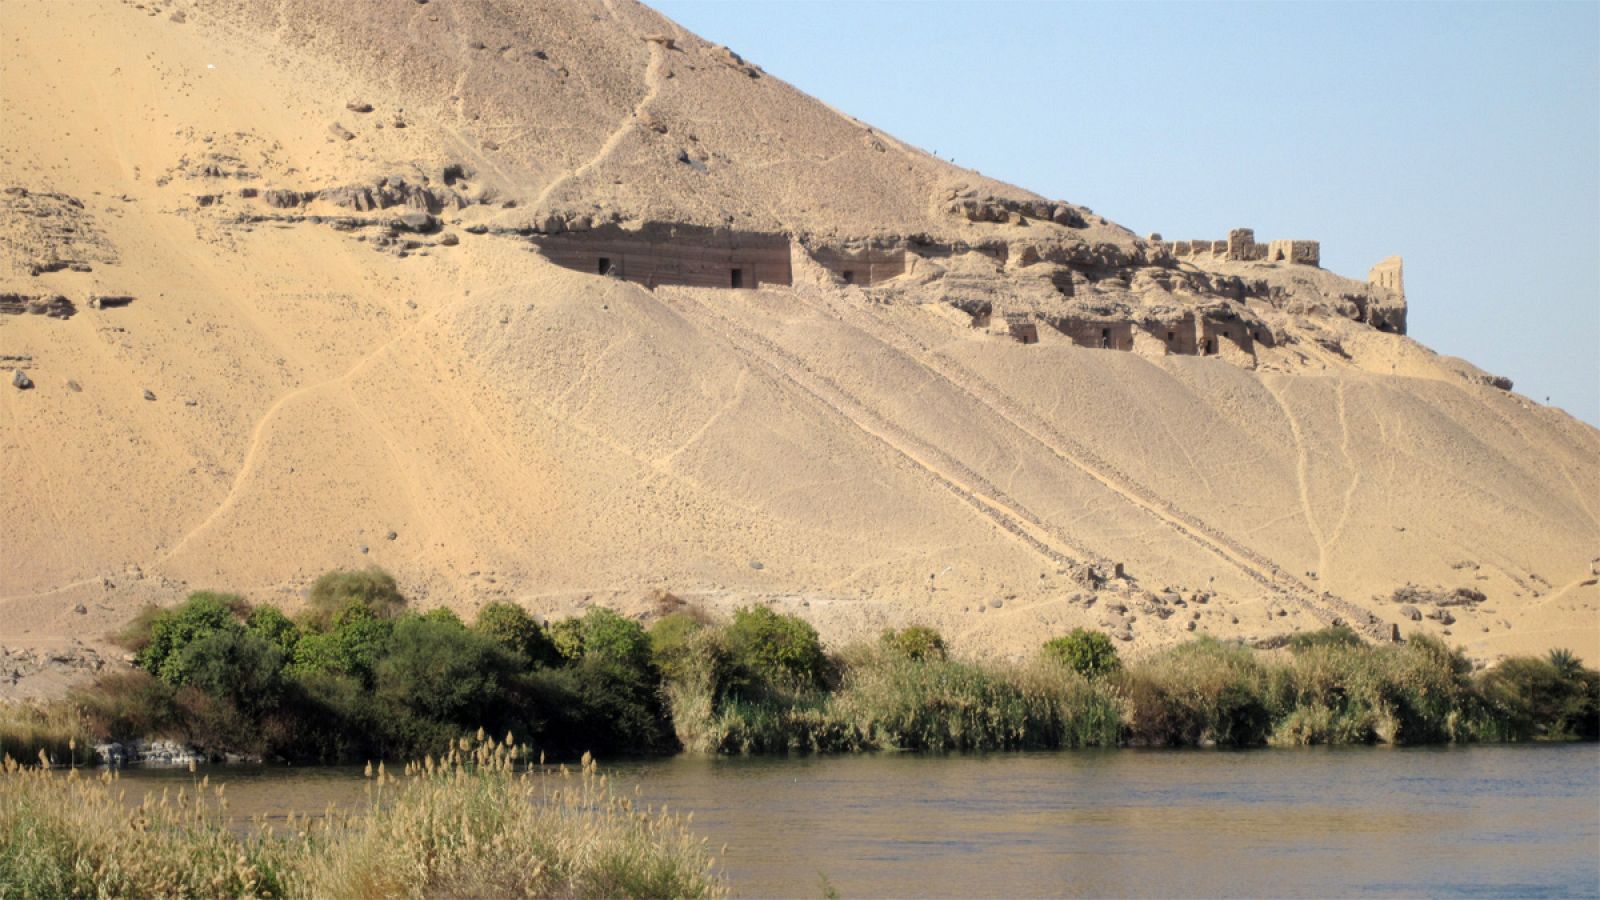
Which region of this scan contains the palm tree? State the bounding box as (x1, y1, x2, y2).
(1547, 648, 1583, 680)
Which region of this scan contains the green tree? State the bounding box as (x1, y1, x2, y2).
(1042, 629, 1121, 679)
(135, 592, 251, 682)
(880, 626, 948, 662)
(475, 602, 559, 667)
(724, 606, 828, 690)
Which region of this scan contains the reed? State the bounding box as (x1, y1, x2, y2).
(0, 735, 726, 899)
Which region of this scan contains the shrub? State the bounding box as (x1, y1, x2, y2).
(650, 612, 710, 682)
(475, 601, 559, 667)
(576, 608, 653, 671)
(880, 626, 947, 662)
(1287, 625, 1363, 654)
(724, 606, 828, 691)
(164, 627, 286, 715)
(289, 605, 395, 687)
(1121, 638, 1270, 746)
(1476, 650, 1600, 741)
(302, 568, 406, 631)
(547, 618, 585, 662)
(134, 592, 250, 681)
(528, 658, 674, 757)
(73, 671, 180, 744)
(246, 605, 301, 655)
(1042, 628, 1121, 678)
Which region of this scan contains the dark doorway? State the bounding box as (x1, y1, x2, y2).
(730, 268, 744, 289)
(597, 257, 611, 276)
(842, 270, 855, 284)
(1204, 339, 1217, 354)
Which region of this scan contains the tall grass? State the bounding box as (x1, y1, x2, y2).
(0, 736, 726, 899)
(0, 704, 97, 769)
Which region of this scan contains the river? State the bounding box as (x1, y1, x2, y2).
(117, 744, 1600, 897)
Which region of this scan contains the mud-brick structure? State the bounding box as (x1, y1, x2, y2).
(1161, 227, 1320, 267)
(531, 222, 792, 289)
(1368, 256, 1404, 296)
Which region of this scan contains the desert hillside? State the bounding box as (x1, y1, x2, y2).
(2, 0, 1596, 698)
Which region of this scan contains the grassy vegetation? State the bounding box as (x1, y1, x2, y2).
(13, 573, 1598, 767)
(0, 736, 725, 899)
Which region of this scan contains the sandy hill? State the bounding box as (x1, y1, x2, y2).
(2, 0, 1596, 697)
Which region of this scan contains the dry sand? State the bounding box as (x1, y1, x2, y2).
(1, 0, 1595, 698)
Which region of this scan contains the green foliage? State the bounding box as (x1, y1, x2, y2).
(650, 612, 710, 681)
(165, 628, 286, 715)
(1286, 625, 1363, 654)
(1042, 628, 1121, 678)
(302, 568, 406, 631)
(724, 606, 828, 691)
(369, 616, 522, 755)
(247, 605, 301, 655)
(576, 608, 653, 669)
(134, 592, 250, 682)
(879, 626, 948, 662)
(529, 657, 674, 756)
(1121, 638, 1271, 746)
(422, 607, 464, 626)
(288, 604, 395, 687)
(1476, 650, 1600, 741)
(547, 618, 585, 663)
(475, 602, 559, 667)
(833, 654, 1119, 751)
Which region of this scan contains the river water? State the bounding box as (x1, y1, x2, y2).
(118, 745, 1600, 898)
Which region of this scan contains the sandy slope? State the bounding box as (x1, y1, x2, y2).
(1, 0, 1595, 698)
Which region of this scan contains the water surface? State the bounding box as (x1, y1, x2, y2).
(120, 745, 1600, 898)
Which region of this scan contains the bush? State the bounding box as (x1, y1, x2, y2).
(650, 612, 711, 682)
(1042, 628, 1121, 678)
(73, 670, 180, 744)
(289, 604, 395, 687)
(1121, 638, 1270, 746)
(134, 592, 250, 681)
(247, 605, 301, 655)
(474, 602, 559, 667)
(576, 608, 653, 671)
(302, 568, 406, 631)
(1476, 650, 1600, 741)
(165, 627, 286, 716)
(880, 626, 947, 662)
(724, 606, 828, 691)
(528, 657, 674, 757)
(1287, 625, 1363, 654)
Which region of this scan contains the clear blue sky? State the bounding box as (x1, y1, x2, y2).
(655, 1, 1600, 426)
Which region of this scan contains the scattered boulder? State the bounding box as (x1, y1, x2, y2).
(346, 100, 374, 113)
(142, 388, 156, 401)
(1399, 604, 1422, 621)
(392, 211, 438, 233)
(12, 369, 33, 390)
(328, 122, 355, 141)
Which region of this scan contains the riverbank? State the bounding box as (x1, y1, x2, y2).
(2, 570, 1596, 768)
